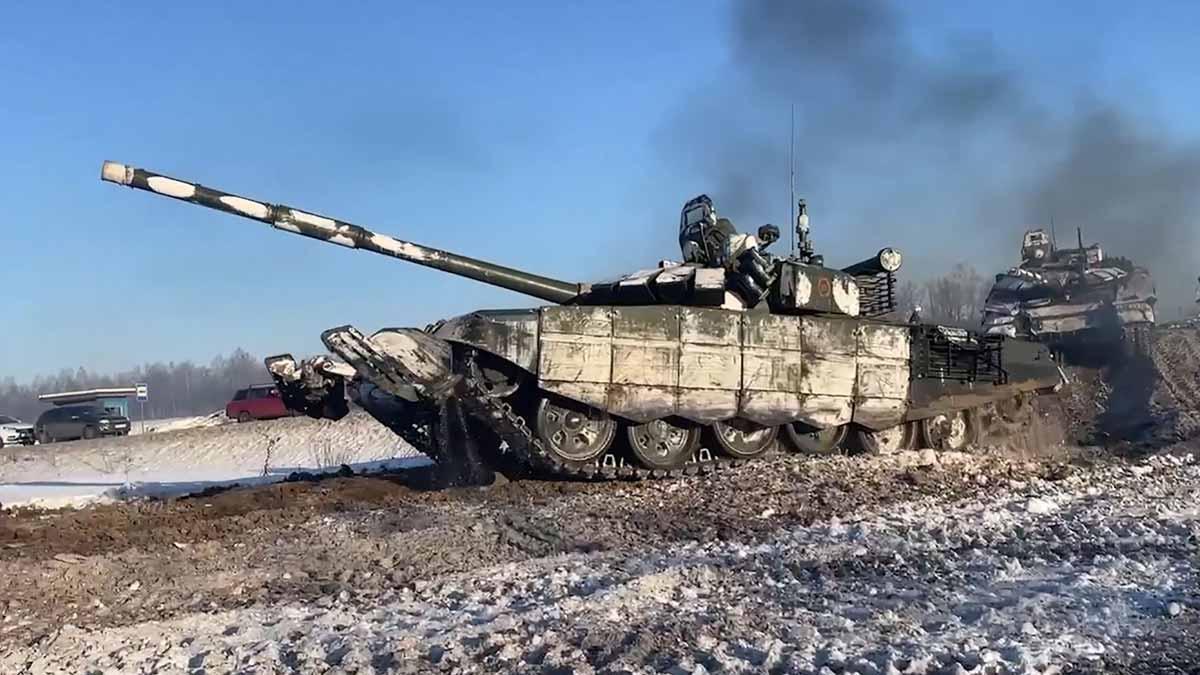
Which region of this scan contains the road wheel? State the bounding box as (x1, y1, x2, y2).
(237, 411, 252, 423)
(853, 422, 917, 455)
(38, 430, 52, 444)
(533, 396, 617, 464)
(710, 419, 778, 459)
(784, 422, 847, 455)
(921, 410, 978, 451)
(625, 419, 701, 470)
(82, 426, 98, 440)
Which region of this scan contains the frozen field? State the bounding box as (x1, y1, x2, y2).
(0, 411, 425, 509)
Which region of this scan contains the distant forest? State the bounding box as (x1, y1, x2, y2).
(1, 348, 270, 422)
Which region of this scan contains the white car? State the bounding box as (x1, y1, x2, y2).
(0, 415, 36, 447)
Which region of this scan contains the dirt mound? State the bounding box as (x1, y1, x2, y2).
(1148, 327, 1200, 437)
(1046, 326, 1200, 451)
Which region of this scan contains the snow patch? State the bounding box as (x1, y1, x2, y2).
(0, 412, 427, 509)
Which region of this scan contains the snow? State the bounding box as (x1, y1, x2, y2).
(126, 411, 231, 436)
(5, 453, 1197, 673)
(0, 412, 427, 509)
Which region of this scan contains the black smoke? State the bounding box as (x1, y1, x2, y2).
(1026, 107, 1200, 277)
(657, 0, 1200, 309)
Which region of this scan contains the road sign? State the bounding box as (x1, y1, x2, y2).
(135, 383, 149, 401)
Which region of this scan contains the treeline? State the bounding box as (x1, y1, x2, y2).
(0, 348, 269, 422)
(894, 263, 991, 329)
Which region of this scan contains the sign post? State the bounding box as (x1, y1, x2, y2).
(135, 383, 149, 434)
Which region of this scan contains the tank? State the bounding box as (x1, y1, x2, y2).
(981, 228, 1157, 359)
(101, 161, 1065, 484)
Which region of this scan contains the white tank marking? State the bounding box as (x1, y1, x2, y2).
(794, 270, 813, 304)
(328, 234, 356, 248)
(833, 277, 860, 317)
(720, 291, 747, 311)
(219, 196, 270, 220)
(370, 234, 430, 262)
(147, 176, 196, 199)
(315, 358, 357, 378)
(289, 209, 338, 231)
(273, 221, 303, 234)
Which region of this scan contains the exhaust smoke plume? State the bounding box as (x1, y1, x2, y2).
(659, 0, 1200, 309)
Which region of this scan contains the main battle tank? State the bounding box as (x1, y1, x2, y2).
(100, 161, 1064, 484)
(981, 228, 1157, 358)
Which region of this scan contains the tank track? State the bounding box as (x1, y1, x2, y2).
(360, 396, 438, 461)
(456, 350, 746, 481)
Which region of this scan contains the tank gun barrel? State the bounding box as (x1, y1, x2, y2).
(100, 161, 582, 304)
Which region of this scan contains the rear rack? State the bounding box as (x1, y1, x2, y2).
(911, 325, 1007, 384)
(854, 271, 897, 318)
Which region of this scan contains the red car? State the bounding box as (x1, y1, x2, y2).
(226, 384, 291, 422)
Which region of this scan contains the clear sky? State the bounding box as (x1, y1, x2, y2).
(3, 1, 1199, 382)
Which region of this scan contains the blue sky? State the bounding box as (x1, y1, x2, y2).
(3, 1, 1199, 381)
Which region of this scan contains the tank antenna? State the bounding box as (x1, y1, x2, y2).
(1076, 226, 1085, 272)
(789, 103, 796, 254)
(1049, 214, 1057, 250)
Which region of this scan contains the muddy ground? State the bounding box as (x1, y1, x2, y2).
(1, 328, 1199, 673)
(0, 449, 1064, 646)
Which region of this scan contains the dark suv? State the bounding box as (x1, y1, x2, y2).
(34, 405, 131, 443)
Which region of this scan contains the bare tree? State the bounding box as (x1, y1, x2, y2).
(922, 263, 987, 328)
(893, 279, 921, 316)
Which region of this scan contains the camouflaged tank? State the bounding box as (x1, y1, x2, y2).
(981, 228, 1157, 359)
(101, 161, 1065, 484)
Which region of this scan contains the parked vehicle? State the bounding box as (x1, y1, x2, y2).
(0, 415, 36, 447)
(34, 406, 131, 443)
(225, 384, 291, 422)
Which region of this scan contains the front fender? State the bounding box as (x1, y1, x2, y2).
(432, 309, 540, 374)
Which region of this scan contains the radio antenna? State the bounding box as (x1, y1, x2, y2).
(789, 104, 796, 254)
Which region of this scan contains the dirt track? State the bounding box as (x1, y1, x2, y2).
(2, 328, 1200, 673)
(4, 446, 1198, 674)
(1, 450, 1049, 647)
